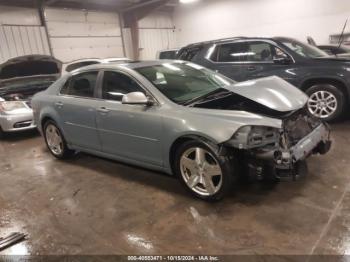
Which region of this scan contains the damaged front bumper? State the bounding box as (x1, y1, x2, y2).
(254, 123, 331, 179)
(225, 122, 331, 181)
(0, 111, 36, 132)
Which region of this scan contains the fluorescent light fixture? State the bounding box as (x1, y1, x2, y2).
(180, 0, 199, 4)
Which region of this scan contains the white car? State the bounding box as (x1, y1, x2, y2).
(62, 57, 131, 74)
(0, 55, 62, 138)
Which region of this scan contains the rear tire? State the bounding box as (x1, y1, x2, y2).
(174, 140, 235, 201)
(0, 126, 4, 139)
(43, 120, 74, 159)
(305, 84, 345, 121)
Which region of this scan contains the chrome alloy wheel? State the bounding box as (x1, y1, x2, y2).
(307, 91, 338, 118)
(45, 124, 63, 156)
(180, 147, 223, 196)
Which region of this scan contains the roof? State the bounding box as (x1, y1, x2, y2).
(73, 60, 174, 73)
(180, 36, 294, 49)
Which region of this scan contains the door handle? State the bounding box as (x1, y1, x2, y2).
(246, 66, 256, 71)
(55, 101, 63, 108)
(98, 107, 110, 114)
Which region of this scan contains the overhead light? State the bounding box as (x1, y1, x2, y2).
(180, 0, 199, 4)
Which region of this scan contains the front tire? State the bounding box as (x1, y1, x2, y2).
(43, 120, 74, 159)
(305, 84, 345, 121)
(174, 140, 234, 201)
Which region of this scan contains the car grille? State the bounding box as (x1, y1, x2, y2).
(283, 108, 321, 146)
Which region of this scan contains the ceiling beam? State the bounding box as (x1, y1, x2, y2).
(122, 0, 167, 13)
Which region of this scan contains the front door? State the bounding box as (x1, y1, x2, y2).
(95, 70, 163, 166)
(239, 41, 295, 82)
(56, 70, 101, 150)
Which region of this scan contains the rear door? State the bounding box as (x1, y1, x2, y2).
(202, 42, 245, 82)
(56, 70, 101, 150)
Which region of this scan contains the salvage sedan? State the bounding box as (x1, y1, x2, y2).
(0, 55, 62, 138)
(32, 61, 331, 201)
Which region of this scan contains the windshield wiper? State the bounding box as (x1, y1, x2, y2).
(182, 88, 230, 106)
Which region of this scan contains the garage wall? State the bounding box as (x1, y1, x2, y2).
(138, 12, 177, 59)
(174, 0, 350, 46)
(0, 5, 40, 25)
(0, 5, 50, 63)
(45, 8, 125, 63)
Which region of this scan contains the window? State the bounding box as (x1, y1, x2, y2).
(66, 61, 100, 72)
(246, 42, 273, 62)
(136, 62, 235, 104)
(281, 39, 328, 58)
(60, 78, 70, 95)
(61, 71, 98, 98)
(159, 50, 178, 60)
(102, 71, 145, 101)
(273, 46, 289, 58)
(214, 41, 290, 62)
(178, 46, 202, 61)
(214, 42, 247, 62)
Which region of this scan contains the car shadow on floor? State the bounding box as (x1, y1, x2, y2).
(1, 129, 40, 142)
(60, 151, 310, 205)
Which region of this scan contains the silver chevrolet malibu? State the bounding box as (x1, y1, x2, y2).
(32, 60, 331, 201)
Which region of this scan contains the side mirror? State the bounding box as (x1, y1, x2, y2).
(122, 92, 153, 106)
(273, 56, 292, 65)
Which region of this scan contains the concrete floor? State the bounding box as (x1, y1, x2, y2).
(0, 121, 349, 256)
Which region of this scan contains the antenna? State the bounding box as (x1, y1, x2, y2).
(337, 18, 348, 50)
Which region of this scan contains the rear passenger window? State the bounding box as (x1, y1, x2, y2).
(178, 47, 202, 61)
(215, 42, 247, 62)
(61, 71, 98, 98)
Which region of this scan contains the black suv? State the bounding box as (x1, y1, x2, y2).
(177, 37, 350, 121)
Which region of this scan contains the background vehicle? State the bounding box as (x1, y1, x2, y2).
(318, 45, 350, 58)
(32, 61, 331, 201)
(177, 37, 350, 121)
(156, 49, 179, 60)
(62, 57, 131, 73)
(0, 55, 62, 137)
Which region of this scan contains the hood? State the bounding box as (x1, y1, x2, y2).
(224, 76, 308, 112)
(0, 55, 62, 80)
(0, 75, 58, 101)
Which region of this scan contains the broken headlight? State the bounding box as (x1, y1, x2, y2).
(0, 101, 28, 114)
(226, 125, 280, 149)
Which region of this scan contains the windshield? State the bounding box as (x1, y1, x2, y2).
(339, 46, 350, 53)
(136, 62, 235, 104)
(281, 39, 329, 58)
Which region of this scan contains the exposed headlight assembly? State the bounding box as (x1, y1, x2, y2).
(0, 101, 28, 114)
(226, 125, 280, 149)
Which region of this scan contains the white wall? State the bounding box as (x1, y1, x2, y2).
(0, 5, 40, 25)
(45, 8, 125, 63)
(0, 5, 50, 63)
(174, 0, 350, 47)
(138, 12, 177, 59)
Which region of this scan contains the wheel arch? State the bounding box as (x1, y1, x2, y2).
(301, 77, 349, 100)
(168, 134, 219, 175)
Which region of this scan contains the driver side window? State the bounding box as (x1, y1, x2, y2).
(102, 71, 145, 101)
